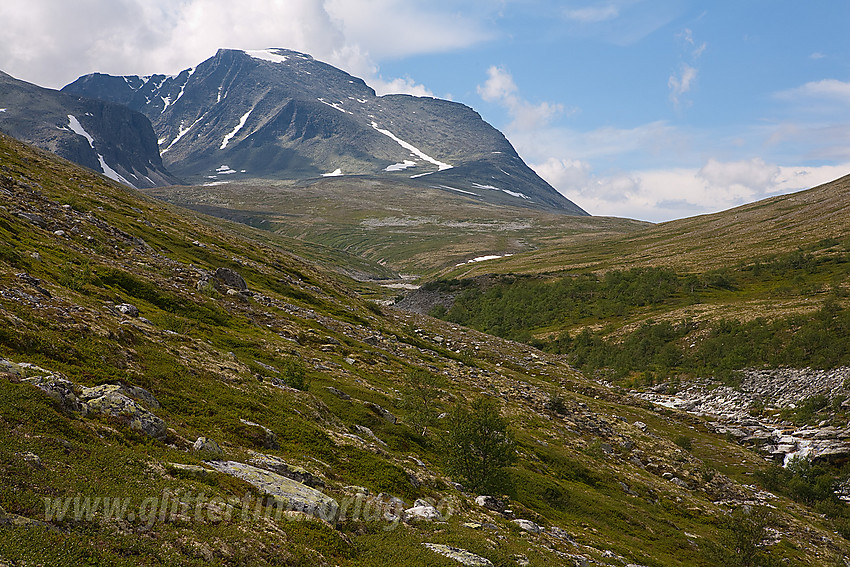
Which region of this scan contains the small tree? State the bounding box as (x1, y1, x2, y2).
(400, 369, 443, 436)
(705, 506, 780, 567)
(281, 357, 310, 391)
(442, 397, 517, 494)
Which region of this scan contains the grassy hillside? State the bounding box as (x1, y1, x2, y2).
(1, 133, 849, 566)
(415, 175, 850, 388)
(439, 174, 850, 279)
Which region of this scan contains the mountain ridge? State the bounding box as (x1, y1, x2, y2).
(0, 70, 179, 189)
(63, 48, 587, 214)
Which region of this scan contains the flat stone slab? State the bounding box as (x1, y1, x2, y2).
(207, 461, 337, 521)
(422, 543, 493, 566)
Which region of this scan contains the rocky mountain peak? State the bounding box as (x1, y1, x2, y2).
(63, 48, 587, 214)
(0, 71, 179, 188)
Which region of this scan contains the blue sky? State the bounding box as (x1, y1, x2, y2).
(1, 0, 848, 221)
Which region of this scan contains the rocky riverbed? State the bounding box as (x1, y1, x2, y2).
(632, 367, 850, 466)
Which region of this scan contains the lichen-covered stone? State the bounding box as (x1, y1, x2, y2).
(81, 386, 167, 439)
(206, 461, 338, 522)
(422, 543, 493, 566)
(193, 437, 224, 457)
(80, 383, 160, 409)
(247, 451, 323, 487)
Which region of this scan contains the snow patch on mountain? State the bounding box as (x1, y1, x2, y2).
(216, 165, 237, 174)
(456, 254, 513, 266)
(370, 121, 452, 172)
(162, 115, 205, 153)
(470, 183, 529, 200)
(67, 115, 95, 146)
(171, 67, 196, 108)
(318, 98, 352, 114)
(385, 160, 416, 172)
(244, 49, 289, 64)
(97, 155, 134, 187)
(436, 185, 478, 196)
(322, 169, 343, 177)
(67, 115, 135, 187)
(501, 189, 530, 200)
(220, 109, 253, 150)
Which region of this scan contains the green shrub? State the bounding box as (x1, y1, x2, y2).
(441, 397, 517, 494)
(673, 435, 693, 451)
(544, 394, 567, 415)
(281, 357, 310, 391)
(704, 506, 780, 567)
(399, 369, 443, 436)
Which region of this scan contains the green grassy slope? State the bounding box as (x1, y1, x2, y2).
(440, 174, 850, 279)
(417, 175, 850, 390)
(0, 133, 848, 566)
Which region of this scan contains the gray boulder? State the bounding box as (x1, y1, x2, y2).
(364, 402, 397, 424)
(475, 495, 504, 512)
(214, 267, 247, 290)
(513, 518, 543, 534)
(206, 461, 338, 522)
(193, 437, 224, 458)
(23, 374, 82, 413)
(80, 385, 167, 439)
(247, 451, 324, 487)
(422, 543, 493, 566)
(115, 303, 139, 317)
(404, 499, 443, 522)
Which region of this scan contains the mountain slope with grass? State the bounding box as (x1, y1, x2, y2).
(439, 173, 850, 279)
(143, 176, 648, 277)
(1, 132, 849, 566)
(411, 174, 850, 379)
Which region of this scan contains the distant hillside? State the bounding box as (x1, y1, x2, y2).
(439, 173, 850, 278)
(63, 48, 586, 214)
(144, 176, 647, 276)
(0, 70, 179, 188)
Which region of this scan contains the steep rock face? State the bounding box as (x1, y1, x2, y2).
(63, 49, 586, 214)
(0, 71, 179, 188)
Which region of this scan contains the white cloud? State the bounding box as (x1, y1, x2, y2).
(324, 0, 493, 60)
(372, 76, 435, 97)
(668, 64, 697, 106)
(697, 157, 779, 192)
(477, 66, 567, 131)
(533, 155, 850, 222)
(563, 5, 619, 23)
(667, 28, 705, 108)
(775, 79, 850, 104)
(478, 66, 519, 102)
(0, 0, 488, 95)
